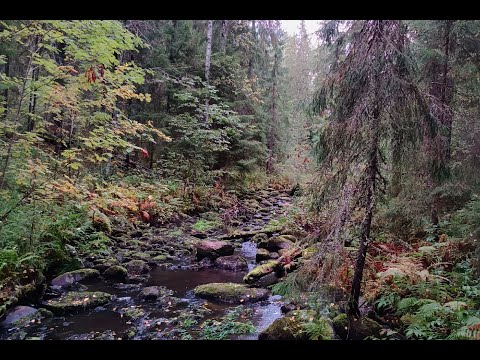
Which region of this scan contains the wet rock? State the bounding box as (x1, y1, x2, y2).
(214, 255, 248, 271)
(141, 286, 173, 301)
(93, 258, 119, 273)
(332, 313, 382, 340)
(250, 272, 279, 287)
(243, 260, 281, 284)
(198, 257, 214, 268)
(50, 269, 100, 290)
(252, 233, 268, 244)
(128, 274, 150, 284)
(195, 240, 234, 260)
(131, 252, 151, 262)
(258, 310, 327, 340)
(124, 260, 150, 275)
(152, 254, 168, 262)
(193, 283, 269, 304)
(269, 252, 280, 259)
(281, 303, 297, 314)
(191, 231, 208, 239)
(256, 248, 271, 262)
(123, 307, 146, 320)
(103, 265, 128, 283)
(1, 306, 38, 327)
(258, 235, 295, 252)
(140, 287, 159, 300)
(43, 291, 113, 315)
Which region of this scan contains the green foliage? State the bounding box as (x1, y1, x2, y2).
(192, 217, 221, 232)
(302, 318, 333, 340)
(198, 307, 256, 340)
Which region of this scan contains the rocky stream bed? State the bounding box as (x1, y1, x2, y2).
(0, 188, 318, 340)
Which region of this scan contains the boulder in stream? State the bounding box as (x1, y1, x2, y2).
(195, 240, 234, 260)
(255, 248, 271, 262)
(42, 291, 113, 315)
(193, 282, 269, 304)
(214, 255, 248, 271)
(50, 268, 100, 290)
(141, 286, 173, 301)
(102, 265, 128, 283)
(124, 259, 150, 275)
(258, 235, 296, 252)
(243, 260, 281, 284)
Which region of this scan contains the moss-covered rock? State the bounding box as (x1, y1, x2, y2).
(302, 245, 317, 260)
(193, 283, 269, 303)
(50, 269, 100, 289)
(256, 248, 271, 262)
(152, 254, 168, 262)
(123, 307, 146, 320)
(243, 260, 281, 284)
(252, 233, 269, 244)
(141, 286, 173, 301)
(43, 291, 113, 315)
(332, 313, 382, 340)
(214, 255, 248, 271)
(130, 252, 151, 262)
(88, 209, 112, 234)
(93, 258, 119, 273)
(1, 306, 38, 326)
(258, 310, 317, 340)
(102, 265, 128, 283)
(195, 240, 234, 260)
(124, 260, 150, 275)
(258, 235, 295, 252)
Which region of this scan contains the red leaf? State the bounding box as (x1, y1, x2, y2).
(140, 148, 149, 158)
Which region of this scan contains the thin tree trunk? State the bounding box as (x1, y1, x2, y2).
(204, 20, 213, 123)
(391, 24, 408, 197)
(27, 65, 38, 132)
(2, 55, 9, 120)
(267, 26, 278, 174)
(430, 20, 455, 229)
(349, 106, 379, 317)
(220, 20, 228, 53)
(248, 20, 257, 81)
(349, 22, 382, 317)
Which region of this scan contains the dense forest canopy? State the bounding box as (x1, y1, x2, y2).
(0, 19, 479, 341)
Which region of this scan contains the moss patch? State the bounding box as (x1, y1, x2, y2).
(43, 291, 113, 315)
(193, 282, 269, 303)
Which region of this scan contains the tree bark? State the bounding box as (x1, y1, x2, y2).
(204, 20, 213, 123)
(2, 55, 9, 120)
(220, 20, 228, 53)
(429, 20, 455, 229)
(349, 21, 382, 317)
(248, 20, 257, 81)
(266, 26, 278, 174)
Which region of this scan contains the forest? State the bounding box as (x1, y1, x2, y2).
(0, 19, 479, 341)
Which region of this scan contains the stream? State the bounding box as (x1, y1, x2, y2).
(0, 188, 293, 340)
